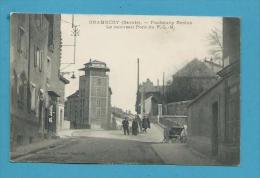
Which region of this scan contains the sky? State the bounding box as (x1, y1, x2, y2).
(60, 14, 222, 113)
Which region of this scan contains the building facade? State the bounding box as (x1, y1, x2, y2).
(166, 100, 191, 116)
(136, 79, 163, 116)
(64, 90, 79, 129)
(187, 17, 240, 165)
(10, 14, 68, 150)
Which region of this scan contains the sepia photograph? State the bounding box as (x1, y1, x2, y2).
(10, 13, 240, 165)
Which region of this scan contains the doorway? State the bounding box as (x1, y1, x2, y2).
(212, 102, 219, 156)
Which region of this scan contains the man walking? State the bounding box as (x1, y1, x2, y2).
(122, 117, 129, 135)
(132, 118, 138, 136)
(136, 114, 142, 133)
(142, 116, 148, 133)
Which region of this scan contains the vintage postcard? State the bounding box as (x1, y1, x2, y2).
(10, 13, 240, 165)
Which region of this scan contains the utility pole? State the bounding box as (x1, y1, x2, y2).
(137, 58, 139, 92)
(135, 58, 140, 114)
(162, 72, 165, 115)
(72, 24, 79, 64)
(61, 15, 80, 66)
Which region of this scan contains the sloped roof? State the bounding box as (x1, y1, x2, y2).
(59, 75, 70, 84)
(67, 90, 79, 99)
(84, 59, 106, 66)
(79, 59, 110, 71)
(173, 59, 216, 78)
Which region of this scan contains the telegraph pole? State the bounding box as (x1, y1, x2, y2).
(135, 58, 140, 114)
(72, 25, 79, 64)
(137, 58, 139, 92)
(61, 15, 80, 66)
(162, 72, 165, 115)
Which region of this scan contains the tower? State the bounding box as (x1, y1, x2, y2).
(78, 59, 110, 129)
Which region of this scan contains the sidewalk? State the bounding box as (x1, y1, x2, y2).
(11, 138, 65, 160)
(152, 143, 218, 165)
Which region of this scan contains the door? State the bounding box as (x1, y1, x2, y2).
(212, 102, 219, 156)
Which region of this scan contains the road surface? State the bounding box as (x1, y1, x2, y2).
(15, 137, 163, 164)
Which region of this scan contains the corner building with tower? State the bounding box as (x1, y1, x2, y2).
(72, 59, 112, 129)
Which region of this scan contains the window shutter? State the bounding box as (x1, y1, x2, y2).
(39, 50, 43, 71)
(30, 85, 36, 111)
(34, 46, 37, 67)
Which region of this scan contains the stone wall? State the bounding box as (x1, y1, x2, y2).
(188, 80, 225, 159)
(166, 100, 191, 116)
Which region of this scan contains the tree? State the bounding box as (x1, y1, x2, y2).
(207, 27, 223, 66)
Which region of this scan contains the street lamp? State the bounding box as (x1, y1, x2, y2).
(60, 71, 76, 79)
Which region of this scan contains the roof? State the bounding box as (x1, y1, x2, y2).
(48, 90, 60, 97)
(109, 87, 112, 94)
(217, 60, 240, 77)
(79, 59, 110, 72)
(59, 75, 70, 84)
(84, 59, 106, 66)
(173, 59, 216, 78)
(204, 59, 223, 68)
(189, 61, 240, 106)
(67, 90, 79, 99)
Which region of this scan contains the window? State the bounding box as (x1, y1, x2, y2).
(17, 26, 26, 56)
(47, 56, 51, 79)
(30, 84, 36, 111)
(35, 14, 43, 28)
(17, 72, 27, 109)
(96, 88, 101, 96)
(96, 108, 102, 117)
(11, 70, 18, 106)
(60, 110, 63, 128)
(96, 99, 101, 106)
(18, 82, 24, 109)
(45, 15, 54, 49)
(35, 93, 39, 117)
(34, 47, 40, 67)
(16, 135, 23, 145)
(34, 47, 43, 71)
(39, 51, 43, 72)
(97, 78, 102, 85)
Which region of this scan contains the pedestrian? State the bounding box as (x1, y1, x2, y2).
(142, 116, 148, 133)
(136, 115, 142, 133)
(122, 117, 129, 135)
(132, 118, 138, 136)
(180, 124, 188, 143)
(147, 115, 151, 129)
(111, 115, 117, 130)
(163, 126, 170, 143)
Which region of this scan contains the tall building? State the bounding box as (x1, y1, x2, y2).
(10, 14, 69, 151)
(69, 59, 112, 129)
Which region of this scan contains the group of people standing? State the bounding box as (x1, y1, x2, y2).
(122, 115, 151, 136)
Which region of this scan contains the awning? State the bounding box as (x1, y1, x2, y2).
(48, 90, 60, 97)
